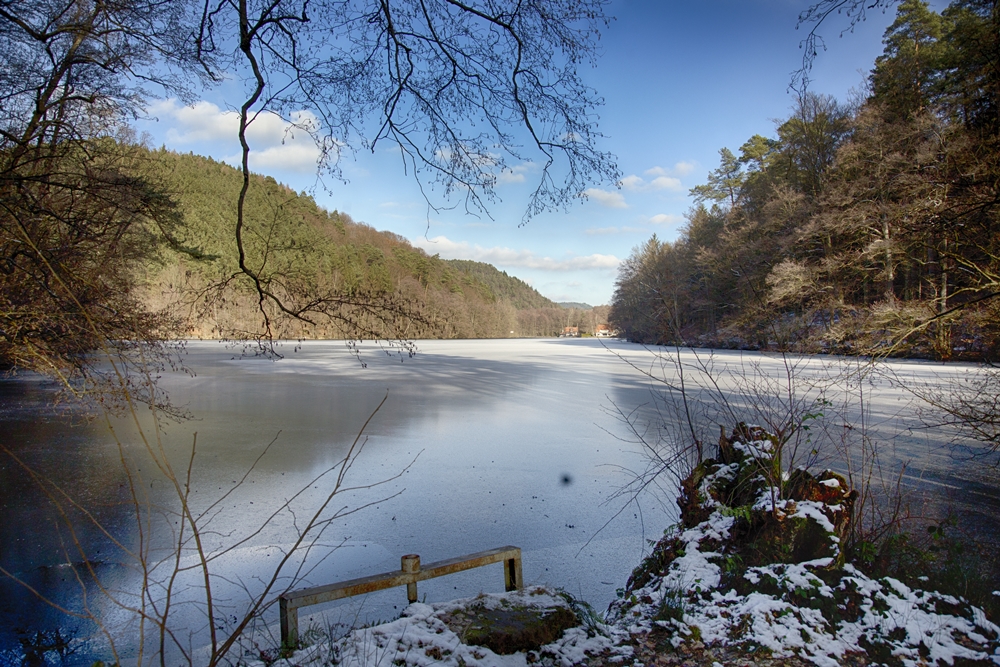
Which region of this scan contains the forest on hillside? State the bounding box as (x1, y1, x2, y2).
(0, 0, 620, 386)
(610, 0, 1000, 361)
(140, 150, 605, 341)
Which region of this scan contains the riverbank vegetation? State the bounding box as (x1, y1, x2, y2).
(610, 0, 1000, 363)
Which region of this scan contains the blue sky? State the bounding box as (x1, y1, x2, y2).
(135, 0, 909, 306)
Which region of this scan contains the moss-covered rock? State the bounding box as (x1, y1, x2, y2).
(441, 596, 579, 655)
(672, 424, 854, 574)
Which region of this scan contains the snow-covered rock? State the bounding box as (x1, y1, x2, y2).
(608, 424, 1000, 667)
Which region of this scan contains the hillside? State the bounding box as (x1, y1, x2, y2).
(443, 259, 557, 310)
(609, 0, 1000, 361)
(137, 149, 585, 340)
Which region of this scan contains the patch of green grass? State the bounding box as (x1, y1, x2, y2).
(653, 587, 688, 624)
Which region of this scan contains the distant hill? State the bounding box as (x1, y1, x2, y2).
(444, 260, 557, 310)
(557, 302, 592, 310)
(138, 149, 573, 339)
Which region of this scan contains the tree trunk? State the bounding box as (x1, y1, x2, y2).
(883, 215, 894, 301)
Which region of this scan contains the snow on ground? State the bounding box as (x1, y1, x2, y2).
(259, 587, 630, 667)
(259, 428, 1000, 667)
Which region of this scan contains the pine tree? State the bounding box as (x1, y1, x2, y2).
(871, 0, 946, 121)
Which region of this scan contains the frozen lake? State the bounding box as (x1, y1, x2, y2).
(1, 339, 997, 663)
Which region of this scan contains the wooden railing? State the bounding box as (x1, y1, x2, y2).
(279, 545, 523, 646)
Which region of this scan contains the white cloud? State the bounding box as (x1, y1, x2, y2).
(497, 161, 534, 185)
(618, 173, 682, 193)
(649, 176, 682, 191)
(582, 188, 627, 208)
(248, 142, 319, 172)
(673, 161, 696, 176)
(412, 236, 620, 271)
(645, 162, 696, 178)
(497, 170, 525, 184)
(153, 100, 238, 142)
(648, 213, 684, 225)
(149, 98, 321, 173)
(618, 175, 645, 191)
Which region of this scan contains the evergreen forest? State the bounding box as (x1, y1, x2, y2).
(138, 150, 603, 342)
(610, 0, 1000, 361)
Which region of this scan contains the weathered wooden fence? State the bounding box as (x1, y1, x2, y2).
(279, 545, 523, 646)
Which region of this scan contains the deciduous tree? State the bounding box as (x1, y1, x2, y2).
(0, 0, 618, 384)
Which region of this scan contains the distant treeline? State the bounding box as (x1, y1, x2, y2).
(610, 0, 1000, 360)
(140, 149, 606, 340)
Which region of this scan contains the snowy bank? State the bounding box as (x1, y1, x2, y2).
(258, 586, 629, 667)
(608, 424, 1000, 667)
(262, 424, 1000, 667)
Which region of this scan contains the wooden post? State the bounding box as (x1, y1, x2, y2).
(402, 554, 420, 603)
(279, 596, 298, 648)
(504, 552, 523, 592)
